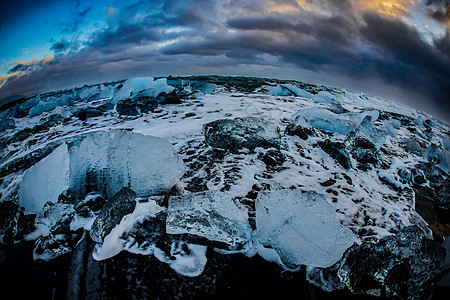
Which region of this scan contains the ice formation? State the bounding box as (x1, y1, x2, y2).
(19, 144, 70, 214)
(292, 108, 380, 136)
(256, 190, 356, 268)
(112, 77, 174, 104)
(166, 191, 252, 247)
(269, 84, 313, 99)
(68, 130, 184, 198)
(19, 130, 184, 213)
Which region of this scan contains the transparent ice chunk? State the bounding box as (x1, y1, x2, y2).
(19, 144, 70, 214)
(166, 191, 252, 247)
(68, 130, 185, 198)
(256, 190, 356, 268)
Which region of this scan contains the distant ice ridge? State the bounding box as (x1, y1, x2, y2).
(255, 190, 356, 268)
(292, 108, 379, 135)
(112, 77, 174, 104)
(19, 130, 184, 214)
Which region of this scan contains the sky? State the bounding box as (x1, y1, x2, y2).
(0, 0, 449, 121)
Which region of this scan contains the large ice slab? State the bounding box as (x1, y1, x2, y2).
(19, 130, 184, 214)
(19, 144, 70, 214)
(256, 190, 356, 268)
(68, 130, 185, 198)
(166, 191, 252, 247)
(292, 108, 379, 135)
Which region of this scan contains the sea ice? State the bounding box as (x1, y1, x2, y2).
(256, 190, 356, 268)
(292, 108, 357, 135)
(19, 144, 70, 214)
(19, 130, 184, 214)
(112, 77, 174, 104)
(68, 130, 185, 198)
(269, 84, 313, 98)
(292, 108, 380, 136)
(166, 191, 252, 247)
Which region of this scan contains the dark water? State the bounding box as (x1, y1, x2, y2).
(0, 241, 448, 300)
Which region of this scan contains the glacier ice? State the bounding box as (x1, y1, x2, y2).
(166, 191, 252, 247)
(19, 130, 184, 214)
(19, 144, 70, 214)
(67, 130, 184, 198)
(112, 77, 174, 104)
(345, 115, 388, 151)
(292, 108, 357, 135)
(313, 91, 340, 105)
(256, 190, 356, 268)
(292, 108, 380, 136)
(269, 84, 313, 98)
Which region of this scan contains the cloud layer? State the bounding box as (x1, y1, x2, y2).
(1, 0, 449, 120)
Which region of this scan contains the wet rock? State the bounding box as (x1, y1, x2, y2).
(0, 111, 15, 132)
(116, 97, 159, 116)
(95, 102, 115, 112)
(32, 114, 66, 133)
(285, 124, 314, 140)
(398, 168, 427, 186)
(90, 187, 137, 243)
(308, 226, 446, 299)
(0, 201, 24, 245)
(116, 98, 141, 116)
(400, 138, 426, 156)
(337, 226, 445, 299)
(317, 139, 352, 169)
(158, 90, 181, 104)
(74, 107, 103, 120)
(32, 202, 77, 261)
(203, 117, 281, 151)
(259, 149, 285, 167)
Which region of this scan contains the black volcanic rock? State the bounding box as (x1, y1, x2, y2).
(202, 117, 281, 150)
(285, 123, 315, 140)
(338, 226, 445, 299)
(74, 107, 103, 120)
(0, 201, 24, 245)
(90, 187, 137, 243)
(317, 139, 352, 169)
(309, 226, 446, 300)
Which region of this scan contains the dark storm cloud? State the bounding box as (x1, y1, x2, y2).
(425, 0, 450, 24)
(1, 0, 449, 120)
(8, 64, 28, 74)
(50, 39, 70, 53)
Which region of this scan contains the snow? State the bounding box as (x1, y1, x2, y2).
(19, 144, 70, 214)
(166, 191, 252, 247)
(93, 199, 208, 277)
(93, 199, 165, 260)
(256, 190, 357, 268)
(153, 242, 208, 277)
